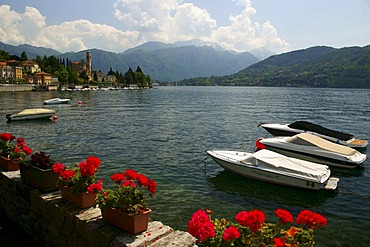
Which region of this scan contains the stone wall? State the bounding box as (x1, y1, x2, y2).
(0, 170, 197, 247)
(0, 84, 34, 92)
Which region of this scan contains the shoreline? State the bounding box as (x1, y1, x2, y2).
(0, 84, 34, 92)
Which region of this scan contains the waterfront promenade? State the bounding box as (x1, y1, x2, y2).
(0, 84, 34, 92)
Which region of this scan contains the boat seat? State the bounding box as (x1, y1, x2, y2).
(287, 133, 357, 156)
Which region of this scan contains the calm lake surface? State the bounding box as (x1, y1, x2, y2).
(0, 86, 369, 246)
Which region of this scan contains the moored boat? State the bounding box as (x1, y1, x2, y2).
(258, 133, 367, 169)
(207, 149, 339, 191)
(6, 108, 55, 121)
(258, 121, 367, 149)
(44, 98, 71, 105)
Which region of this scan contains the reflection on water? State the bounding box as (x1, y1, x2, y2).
(207, 169, 337, 208)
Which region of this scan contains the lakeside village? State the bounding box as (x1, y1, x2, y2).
(0, 49, 153, 92)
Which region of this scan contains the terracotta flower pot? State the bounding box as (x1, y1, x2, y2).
(0, 156, 19, 171)
(60, 186, 97, 209)
(101, 207, 151, 234)
(19, 162, 59, 192)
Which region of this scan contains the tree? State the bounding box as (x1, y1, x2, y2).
(66, 65, 78, 83)
(123, 67, 134, 88)
(134, 71, 146, 88)
(35, 55, 42, 66)
(21, 51, 28, 61)
(145, 74, 152, 88)
(0, 49, 10, 61)
(135, 65, 143, 74)
(56, 66, 69, 83)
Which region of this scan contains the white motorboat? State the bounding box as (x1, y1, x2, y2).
(258, 121, 367, 149)
(258, 133, 367, 169)
(44, 98, 71, 105)
(6, 108, 56, 121)
(207, 149, 339, 191)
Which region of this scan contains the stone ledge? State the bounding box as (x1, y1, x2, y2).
(0, 170, 197, 247)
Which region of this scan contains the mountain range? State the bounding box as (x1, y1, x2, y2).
(0, 41, 264, 82)
(178, 45, 370, 88)
(1, 41, 369, 88)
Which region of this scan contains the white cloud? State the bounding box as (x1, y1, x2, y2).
(0, 5, 24, 44)
(34, 20, 140, 52)
(19, 6, 46, 41)
(111, 0, 288, 52)
(0, 1, 289, 53)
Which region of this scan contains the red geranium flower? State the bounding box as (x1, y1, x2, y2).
(137, 174, 149, 187)
(21, 145, 32, 156)
(274, 237, 286, 247)
(0, 133, 11, 141)
(235, 209, 265, 232)
(86, 156, 100, 169)
(296, 209, 327, 229)
(16, 137, 25, 146)
(87, 180, 103, 193)
(111, 173, 126, 183)
(52, 162, 65, 173)
(222, 226, 240, 241)
(79, 161, 95, 176)
(123, 169, 138, 180)
(188, 210, 215, 242)
(122, 179, 137, 188)
(148, 179, 157, 195)
(275, 209, 293, 225)
(60, 170, 75, 181)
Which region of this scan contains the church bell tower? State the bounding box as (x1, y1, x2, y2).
(86, 51, 92, 80)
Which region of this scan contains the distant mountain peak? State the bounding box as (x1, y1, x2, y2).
(249, 47, 274, 60)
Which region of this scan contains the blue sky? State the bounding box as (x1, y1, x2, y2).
(0, 0, 369, 54)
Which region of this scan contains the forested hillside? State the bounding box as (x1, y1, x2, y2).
(178, 45, 370, 88)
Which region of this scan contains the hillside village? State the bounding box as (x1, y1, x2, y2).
(0, 50, 152, 90)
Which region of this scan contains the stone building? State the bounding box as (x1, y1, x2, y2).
(71, 51, 93, 81)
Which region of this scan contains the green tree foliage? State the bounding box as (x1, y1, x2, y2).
(0, 49, 10, 61)
(178, 45, 370, 88)
(123, 67, 134, 87)
(21, 51, 28, 61)
(54, 66, 69, 83)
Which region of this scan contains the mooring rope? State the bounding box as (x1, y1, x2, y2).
(196, 155, 209, 176)
(340, 185, 370, 199)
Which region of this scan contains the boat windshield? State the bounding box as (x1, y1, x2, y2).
(288, 121, 354, 141)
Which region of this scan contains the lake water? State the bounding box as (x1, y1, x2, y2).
(0, 86, 369, 246)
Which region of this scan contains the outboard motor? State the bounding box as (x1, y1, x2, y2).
(6, 114, 12, 122)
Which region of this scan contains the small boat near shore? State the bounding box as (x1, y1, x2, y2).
(207, 149, 339, 191)
(44, 98, 71, 105)
(258, 121, 367, 149)
(258, 133, 367, 169)
(6, 108, 55, 121)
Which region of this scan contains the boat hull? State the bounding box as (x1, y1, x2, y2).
(259, 123, 367, 149)
(258, 136, 366, 169)
(207, 151, 337, 191)
(8, 113, 54, 121)
(44, 98, 71, 105)
(6, 108, 55, 121)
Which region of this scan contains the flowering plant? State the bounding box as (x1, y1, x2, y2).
(52, 156, 103, 194)
(94, 169, 157, 215)
(21, 151, 54, 169)
(188, 208, 327, 247)
(0, 132, 32, 160)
